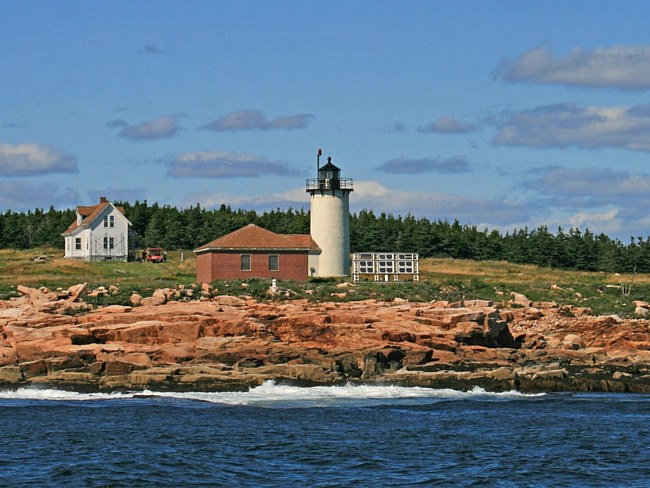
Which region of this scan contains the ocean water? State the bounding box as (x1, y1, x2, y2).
(0, 382, 649, 487)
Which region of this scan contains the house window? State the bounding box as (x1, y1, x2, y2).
(269, 255, 279, 271)
(241, 254, 251, 271)
(75, 238, 81, 250)
(104, 215, 115, 228)
(103, 237, 114, 250)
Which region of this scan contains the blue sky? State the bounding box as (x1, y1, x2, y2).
(3, 1, 650, 239)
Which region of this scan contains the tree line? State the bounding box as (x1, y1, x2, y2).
(1, 201, 649, 273)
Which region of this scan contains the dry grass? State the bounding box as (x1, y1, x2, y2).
(0, 248, 196, 290)
(420, 257, 648, 286)
(0, 249, 643, 289)
(1, 249, 648, 316)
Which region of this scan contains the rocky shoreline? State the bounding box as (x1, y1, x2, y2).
(1, 284, 649, 393)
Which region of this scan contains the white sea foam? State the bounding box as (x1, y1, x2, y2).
(0, 388, 136, 401)
(0, 382, 544, 406)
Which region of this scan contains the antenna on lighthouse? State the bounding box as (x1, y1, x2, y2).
(317, 148, 322, 176)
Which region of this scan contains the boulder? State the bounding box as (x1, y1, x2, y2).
(0, 366, 23, 382)
(562, 334, 585, 350)
(67, 283, 88, 301)
(88, 286, 108, 298)
(464, 299, 494, 308)
(141, 290, 166, 307)
(488, 367, 515, 381)
(635, 307, 649, 317)
(0, 308, 23, 319)
(159, 288, 174, 301)
(130, 293, 143, 306)
(510, 292, 531, 307)
(104, 360, 148, 376)
(215, 295, 246, 307)
(100, 305, 133, 314)
(525, 308, 544, 320)
(19, 359, 48, 378)
(154, 288, 170, 302)
(17, 285, 40, 297)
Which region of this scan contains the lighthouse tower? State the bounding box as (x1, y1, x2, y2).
(306, 153, 353, 276)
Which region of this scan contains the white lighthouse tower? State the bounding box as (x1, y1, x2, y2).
(306, 152, 353, 276)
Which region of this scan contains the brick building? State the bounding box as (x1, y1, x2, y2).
(194, 224, 320, 283)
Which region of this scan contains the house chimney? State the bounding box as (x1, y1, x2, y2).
(99, 196, 107, 203)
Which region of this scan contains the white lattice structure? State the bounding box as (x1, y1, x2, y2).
(352, 252, 419, 282)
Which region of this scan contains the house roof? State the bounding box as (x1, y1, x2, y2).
(195, 224, 320, 253)
(62, 199, 128, 236)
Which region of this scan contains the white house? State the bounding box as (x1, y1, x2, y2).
(62, 197, 135, 261)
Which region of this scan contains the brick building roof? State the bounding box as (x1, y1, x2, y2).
(195, 224, 320, 252)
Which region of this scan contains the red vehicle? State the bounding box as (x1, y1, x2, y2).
(146, 248, 165, 263)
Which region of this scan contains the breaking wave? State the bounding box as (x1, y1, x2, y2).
(0, 381, 544, 407)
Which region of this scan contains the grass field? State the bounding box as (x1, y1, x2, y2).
(0, 248, 196, 301)
(1, 247, 648, 316)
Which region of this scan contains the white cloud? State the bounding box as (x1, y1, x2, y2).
(166, 150, 299, 178)
(498, 45, 650, 90)
(418, 115, 478, 134)
(86, 188, 147, 203)
(188, 180, 530, 226)
(185, 176, 650, 239)
(524, 166, 650, 202)
(0, 143, 78, 176)
(517, 166, 650, 237)
(189, 187, 308, 210)
(495, 103, 650, 152)
(0, 180, 79, 210)
(351, 181, 528, 224)
(376, 156, 471, 174)
(202, 110, 315, 131)
(118, 116, 179, 140)
(567, 209, 621, 233)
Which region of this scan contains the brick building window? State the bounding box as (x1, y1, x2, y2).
(241, 254, 251, 271)
(269, 255, 279, 271)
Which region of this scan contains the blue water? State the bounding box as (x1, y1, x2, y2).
(0, 383, 649, 487)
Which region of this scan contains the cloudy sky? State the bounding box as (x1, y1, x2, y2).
(3, 1, 650, 239)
